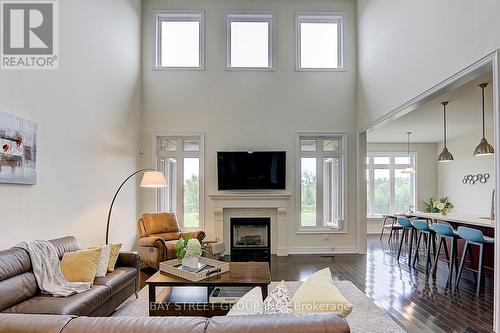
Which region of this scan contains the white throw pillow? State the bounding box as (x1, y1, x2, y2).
(227, 287, 263, 316)
(263, 280, 293, 314)
(93, 245, 112, 278)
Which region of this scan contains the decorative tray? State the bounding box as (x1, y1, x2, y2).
(159, 257, 230, 282)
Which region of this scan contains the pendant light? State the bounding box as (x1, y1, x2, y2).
(437, 101, 454, 162)
(473, 83, 494, 156)
(401, 132, 416, 173)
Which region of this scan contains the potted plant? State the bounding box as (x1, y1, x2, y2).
(175, 237, 203, 269)
(423, 197, 454, 215)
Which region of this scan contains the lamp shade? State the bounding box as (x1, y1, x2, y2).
(438, 147, 454, 162)
(474, 138, 495, 156)
(140, 171, 167, 188)
(401, 167, 416, 174)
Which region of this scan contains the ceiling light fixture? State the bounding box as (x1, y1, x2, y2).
(401, 132, 416, 173)
(437, 101, 454, 162)
(473, 83, 494, 156)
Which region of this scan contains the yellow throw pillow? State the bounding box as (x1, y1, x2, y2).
(107, 243, 122, 272)
(291, 267, 353, 317)
(61, 248, 102, 283)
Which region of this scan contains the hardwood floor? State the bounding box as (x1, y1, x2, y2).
(140, 235, 494, 333)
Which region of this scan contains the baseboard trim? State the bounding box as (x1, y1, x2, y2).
(276, 247, 288, 256)
(287, 246, 358, 255)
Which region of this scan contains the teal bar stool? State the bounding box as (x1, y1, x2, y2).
(411, 219, 436, 275)
(431, 222, 460, 283)
(456, 226, 495, 296)
(396, 217, 416, 265)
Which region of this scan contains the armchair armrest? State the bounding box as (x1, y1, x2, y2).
(138, 236, 167, 248)
(116, 251, 139, 269)
(180, 231, 206, 242)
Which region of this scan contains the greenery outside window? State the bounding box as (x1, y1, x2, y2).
(297, 133, 346, 232)
(157, 135, 204, 230)
(366, 153, 416, 217)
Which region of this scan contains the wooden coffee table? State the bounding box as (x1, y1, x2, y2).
(146, 261, 271, 317)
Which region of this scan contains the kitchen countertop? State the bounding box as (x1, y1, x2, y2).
(395, 211, 496, 229)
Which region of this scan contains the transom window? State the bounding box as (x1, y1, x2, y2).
(154, 10, 204, 69)
(295, 12, 344, 70)
(225, 11, 275, 69)
(157, 135, 204, 230)
(366, 153, 416, 217)
(297, 134, 345, 232)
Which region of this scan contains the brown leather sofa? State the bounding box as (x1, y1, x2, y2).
(0, 312, 351, 333)
(0, 236, 139, 317)
(138, 212, 206, 269)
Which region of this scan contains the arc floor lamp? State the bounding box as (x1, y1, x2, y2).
(105, 168, 166, 245)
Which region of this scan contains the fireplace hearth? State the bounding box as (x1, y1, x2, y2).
(230, 217, 270, 262)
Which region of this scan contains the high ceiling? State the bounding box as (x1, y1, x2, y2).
(367, 73, 494, 143)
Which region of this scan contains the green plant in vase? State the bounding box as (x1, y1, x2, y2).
(175, 237, 203, 269)
(423, 197, 454, 215)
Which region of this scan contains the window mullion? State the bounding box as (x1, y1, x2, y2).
(316, 156, 324, 227)
(177, 155, 184, 228)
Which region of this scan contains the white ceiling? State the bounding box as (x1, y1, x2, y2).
(367, 73, 494, 143)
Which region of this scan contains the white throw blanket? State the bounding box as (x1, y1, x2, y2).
(16, 240, 92, 297)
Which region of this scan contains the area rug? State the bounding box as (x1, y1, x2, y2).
(113, 280, 406, 333)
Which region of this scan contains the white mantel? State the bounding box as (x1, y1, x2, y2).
(209, 192, 291, 256)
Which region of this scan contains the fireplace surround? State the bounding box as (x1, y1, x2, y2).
(230, 217, 271, 262)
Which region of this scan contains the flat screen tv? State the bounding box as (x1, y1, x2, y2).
(217, 151, 286, 190)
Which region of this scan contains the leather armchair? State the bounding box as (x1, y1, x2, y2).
(138, 212, 206, 269)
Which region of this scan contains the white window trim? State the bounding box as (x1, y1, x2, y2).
(295, 11, 345, 72)
(153, 132, 205, 231)
(153, 10, 205, 71)
(296, 132, 347, 234)
(224, 11, 276, 71)
(366, 152, 417, 218)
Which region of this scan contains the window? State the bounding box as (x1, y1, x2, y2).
(154, 11, 204, 69)
(366, 153, 416, 217)
(297, 134, 345, 232)
(157, 135, 204, 230)
(225, 11, 274, 69)
(295, 12, 344, 70)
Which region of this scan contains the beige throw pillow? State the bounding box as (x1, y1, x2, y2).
(61, 248, 102, 283)
(291, 267, 353, 317)
(107, 243, 122, 272)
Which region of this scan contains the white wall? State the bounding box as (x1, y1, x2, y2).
(438, 130, 495, 216)
(366, 142, 438, 233)
(0, 0, 142, 250)
(141, 0, 359, 253)
(357, 0, 500, 129)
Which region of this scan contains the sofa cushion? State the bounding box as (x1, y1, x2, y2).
(3, 285, 110, 316)
(0, 314, 73, 333)
(0, 248, 38, 312)
(49, 237, 81, 259)
(206, 313, 351, 333)
(140, 213, 180, 236)
(62, 316, 208, 333)
(0, 248, 32, 281)
(93, 267, 136, 296)
(0, 273, 38, 313)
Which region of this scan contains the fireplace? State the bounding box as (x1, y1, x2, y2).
(230, 217, 270, 262)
